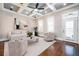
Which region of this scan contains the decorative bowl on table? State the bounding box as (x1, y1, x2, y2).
(27, 36, 39, 44)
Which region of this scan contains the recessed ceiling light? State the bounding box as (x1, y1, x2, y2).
(26, 12, 29, 14)
(11, 6, 14, 9)
(64, 3, 67, 6)
(45, 11, 47, 13)
(34, 9, 38, 12)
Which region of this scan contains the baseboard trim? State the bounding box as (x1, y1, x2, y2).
(56, 37, 79, 44)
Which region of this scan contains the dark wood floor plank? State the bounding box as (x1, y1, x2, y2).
(39, 40, 79, 56)
(0, 42, 4, 56)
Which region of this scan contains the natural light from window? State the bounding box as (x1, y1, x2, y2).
(47, 16, 54, 32)
(38, 19, 43, 33)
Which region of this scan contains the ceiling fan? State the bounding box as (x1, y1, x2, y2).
(28, 3, 44, 16)
(28, 3, 44, 10)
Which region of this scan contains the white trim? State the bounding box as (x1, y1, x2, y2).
(56, 37, 79, 44)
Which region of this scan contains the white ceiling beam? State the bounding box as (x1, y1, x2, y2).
(13, 3, 29, 13)
(18, 4, 29, 13)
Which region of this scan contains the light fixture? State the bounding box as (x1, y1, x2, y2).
(10, 6, 14, 10)
(26, 12, 28, 14)
(34, 9, 38, 12)
(45, 11, 47, 13)
(64, 3, 67, 6)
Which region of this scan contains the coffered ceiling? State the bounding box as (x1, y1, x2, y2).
(0, 3, 77, 18)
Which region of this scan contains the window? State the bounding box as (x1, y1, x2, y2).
(62, 11, 78, 40)
(38, 19, 43, 32)
(47, 16, 54, 32)
(65, 20, 74, 39)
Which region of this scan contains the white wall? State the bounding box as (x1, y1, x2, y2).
(0, 10, 14, 36)
(78, 12, 79, 44)
(0, 10, 33, 36)
(54, 14, 63, 37)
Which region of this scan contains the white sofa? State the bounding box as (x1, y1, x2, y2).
(8, 30, 28, 56)
(44, 32, 56, 42)
(8, 36, 28, 56)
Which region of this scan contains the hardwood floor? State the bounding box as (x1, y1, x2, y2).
(0, 42, 4, 56)
(39, 40, 79, 56)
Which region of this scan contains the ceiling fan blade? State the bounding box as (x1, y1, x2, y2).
(31, 9, 34, 13)
(36, 3, 39, 8)
(28, 9, 34, 15)
(28, 6, 35, 9)
(38, 8, 44, 10)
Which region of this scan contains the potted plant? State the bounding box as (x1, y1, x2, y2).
(27, 31, 33, 39)
(34, 27, 38, 36)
